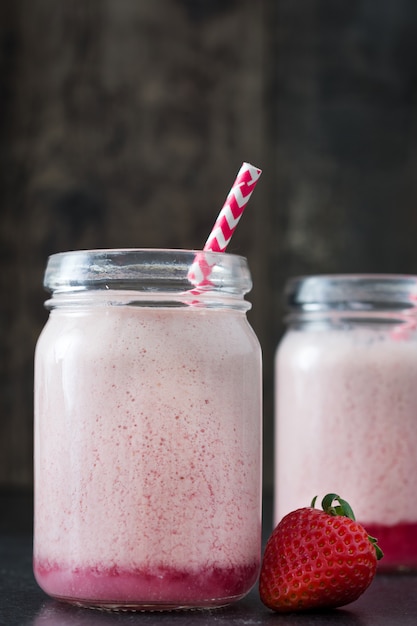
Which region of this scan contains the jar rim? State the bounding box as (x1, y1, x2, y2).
(43, 248, 252, 297)
(285, 274, 417, 312)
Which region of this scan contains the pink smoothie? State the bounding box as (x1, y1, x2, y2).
(275, 327, 417, 571)
(34, 304, 262, 608)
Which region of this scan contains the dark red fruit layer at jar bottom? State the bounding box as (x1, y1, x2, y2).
(33, 560, 259, 608)
(364, 522, 417, 572)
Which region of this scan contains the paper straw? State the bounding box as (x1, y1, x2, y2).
(188, 162, 262, 288)
(391, 292, 417, 341)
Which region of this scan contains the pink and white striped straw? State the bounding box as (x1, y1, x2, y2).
(188, 162, 262, 288)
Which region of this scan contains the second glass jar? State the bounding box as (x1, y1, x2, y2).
(275, 274, 417, 572)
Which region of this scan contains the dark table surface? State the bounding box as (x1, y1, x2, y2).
(1, 491, 416, 626)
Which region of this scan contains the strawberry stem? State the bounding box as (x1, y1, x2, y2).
(312, 493, 384, 561)
(321, 493, 356, 520)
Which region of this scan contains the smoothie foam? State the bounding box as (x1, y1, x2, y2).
(34, 304, 262, 606)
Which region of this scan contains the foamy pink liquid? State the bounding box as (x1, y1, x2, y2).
(275, 328, 417, 571)
(34, 305, 262, 607)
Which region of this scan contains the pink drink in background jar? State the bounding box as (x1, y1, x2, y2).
(34, 249, 262, 610)
(275, 275, 417, 572)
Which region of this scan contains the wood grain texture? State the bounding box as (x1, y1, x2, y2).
(2, 0, 417, 490)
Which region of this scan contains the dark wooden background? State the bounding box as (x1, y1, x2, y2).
(2, 0, 417, 492)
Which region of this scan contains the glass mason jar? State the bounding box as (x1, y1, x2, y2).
(275, 274, 417, 573)
(34, 249, 262, 610)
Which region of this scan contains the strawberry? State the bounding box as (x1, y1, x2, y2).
(259, 493, 383, 612)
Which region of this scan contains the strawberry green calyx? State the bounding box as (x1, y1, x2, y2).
(312, 493, 384, 561)
(368, 534, 384, 561)
(320, 493, 356, 520)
